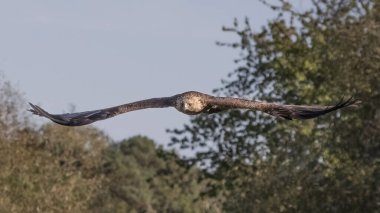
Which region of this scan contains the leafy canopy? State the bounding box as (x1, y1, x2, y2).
(170, 0, 380, 211)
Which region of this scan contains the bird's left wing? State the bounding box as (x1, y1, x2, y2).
(206, 96, 359, 120)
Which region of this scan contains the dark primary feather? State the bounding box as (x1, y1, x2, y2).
(264, 97, 358, 120)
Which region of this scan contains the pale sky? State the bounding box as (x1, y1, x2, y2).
(0, 0, 307, 146)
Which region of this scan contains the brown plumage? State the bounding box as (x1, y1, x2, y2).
(28, 91, 359, 126)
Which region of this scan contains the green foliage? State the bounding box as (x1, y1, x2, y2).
(0, 78, 216, 212)
(91, 136, 219, 213)
(0, 77, 109, 212)
(170, 0, 380, 212)
(0, 126, 109, 212)
(0, 74, 30, 139)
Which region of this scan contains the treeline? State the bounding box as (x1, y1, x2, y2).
(170, 0, 380, 212)
(0, 79, 219, 212)
(1, 0, 380, 212)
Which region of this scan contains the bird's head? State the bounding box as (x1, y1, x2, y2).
(174, 91, 208, 115)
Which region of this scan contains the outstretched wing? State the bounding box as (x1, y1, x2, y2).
(29, 97, 174, 126)
(206, 96, 359, 120)
(29, 103, 119, 126)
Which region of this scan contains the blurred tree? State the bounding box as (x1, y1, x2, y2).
(170, 0, 380, 212)
(0, 124, 110, 212)
(91, 136, 220, 213)
(0, 76, 215, 212)
(0, 74, 30, 140)
(0, 75, 112, 212)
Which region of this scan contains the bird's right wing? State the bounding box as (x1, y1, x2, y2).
(29, 97, 174, 126)
(29, 103, 119, 126)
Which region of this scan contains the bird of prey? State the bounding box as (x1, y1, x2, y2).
(28, 91, 358, 127)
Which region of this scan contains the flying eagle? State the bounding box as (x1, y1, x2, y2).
(28, 91, 358, 126)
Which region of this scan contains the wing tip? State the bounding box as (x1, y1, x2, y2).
(28, 102, 52, 118)
(332, 96, 360, 110)
(28, 102, 40, 115)
(294, 96, 360, 120)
